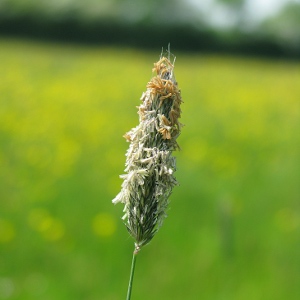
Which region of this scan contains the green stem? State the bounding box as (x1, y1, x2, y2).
(126, 249, 138, 300)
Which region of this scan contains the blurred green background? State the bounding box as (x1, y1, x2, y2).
(1, 0, 300, 57)
(1, 1, 300, 300)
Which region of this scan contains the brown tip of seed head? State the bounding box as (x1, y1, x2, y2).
(152, 57, 174, 76)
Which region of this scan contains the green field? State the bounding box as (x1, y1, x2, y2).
(0, 38, 299, 300)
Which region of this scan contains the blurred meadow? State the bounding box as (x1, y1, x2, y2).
(0, 38, 300, 300)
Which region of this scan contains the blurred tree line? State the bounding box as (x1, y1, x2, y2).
(0, 0, 299, 58)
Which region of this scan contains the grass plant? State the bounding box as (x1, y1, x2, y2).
(113, 52, 183, 299)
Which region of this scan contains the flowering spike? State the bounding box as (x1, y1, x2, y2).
(113, 53, 183, 251)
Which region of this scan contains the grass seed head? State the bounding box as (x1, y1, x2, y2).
(113, 52, 183, 251)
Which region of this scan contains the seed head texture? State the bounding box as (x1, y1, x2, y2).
(113, 53, 183, 251)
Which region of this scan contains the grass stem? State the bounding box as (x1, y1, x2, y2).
(126, 250, 137, 300)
